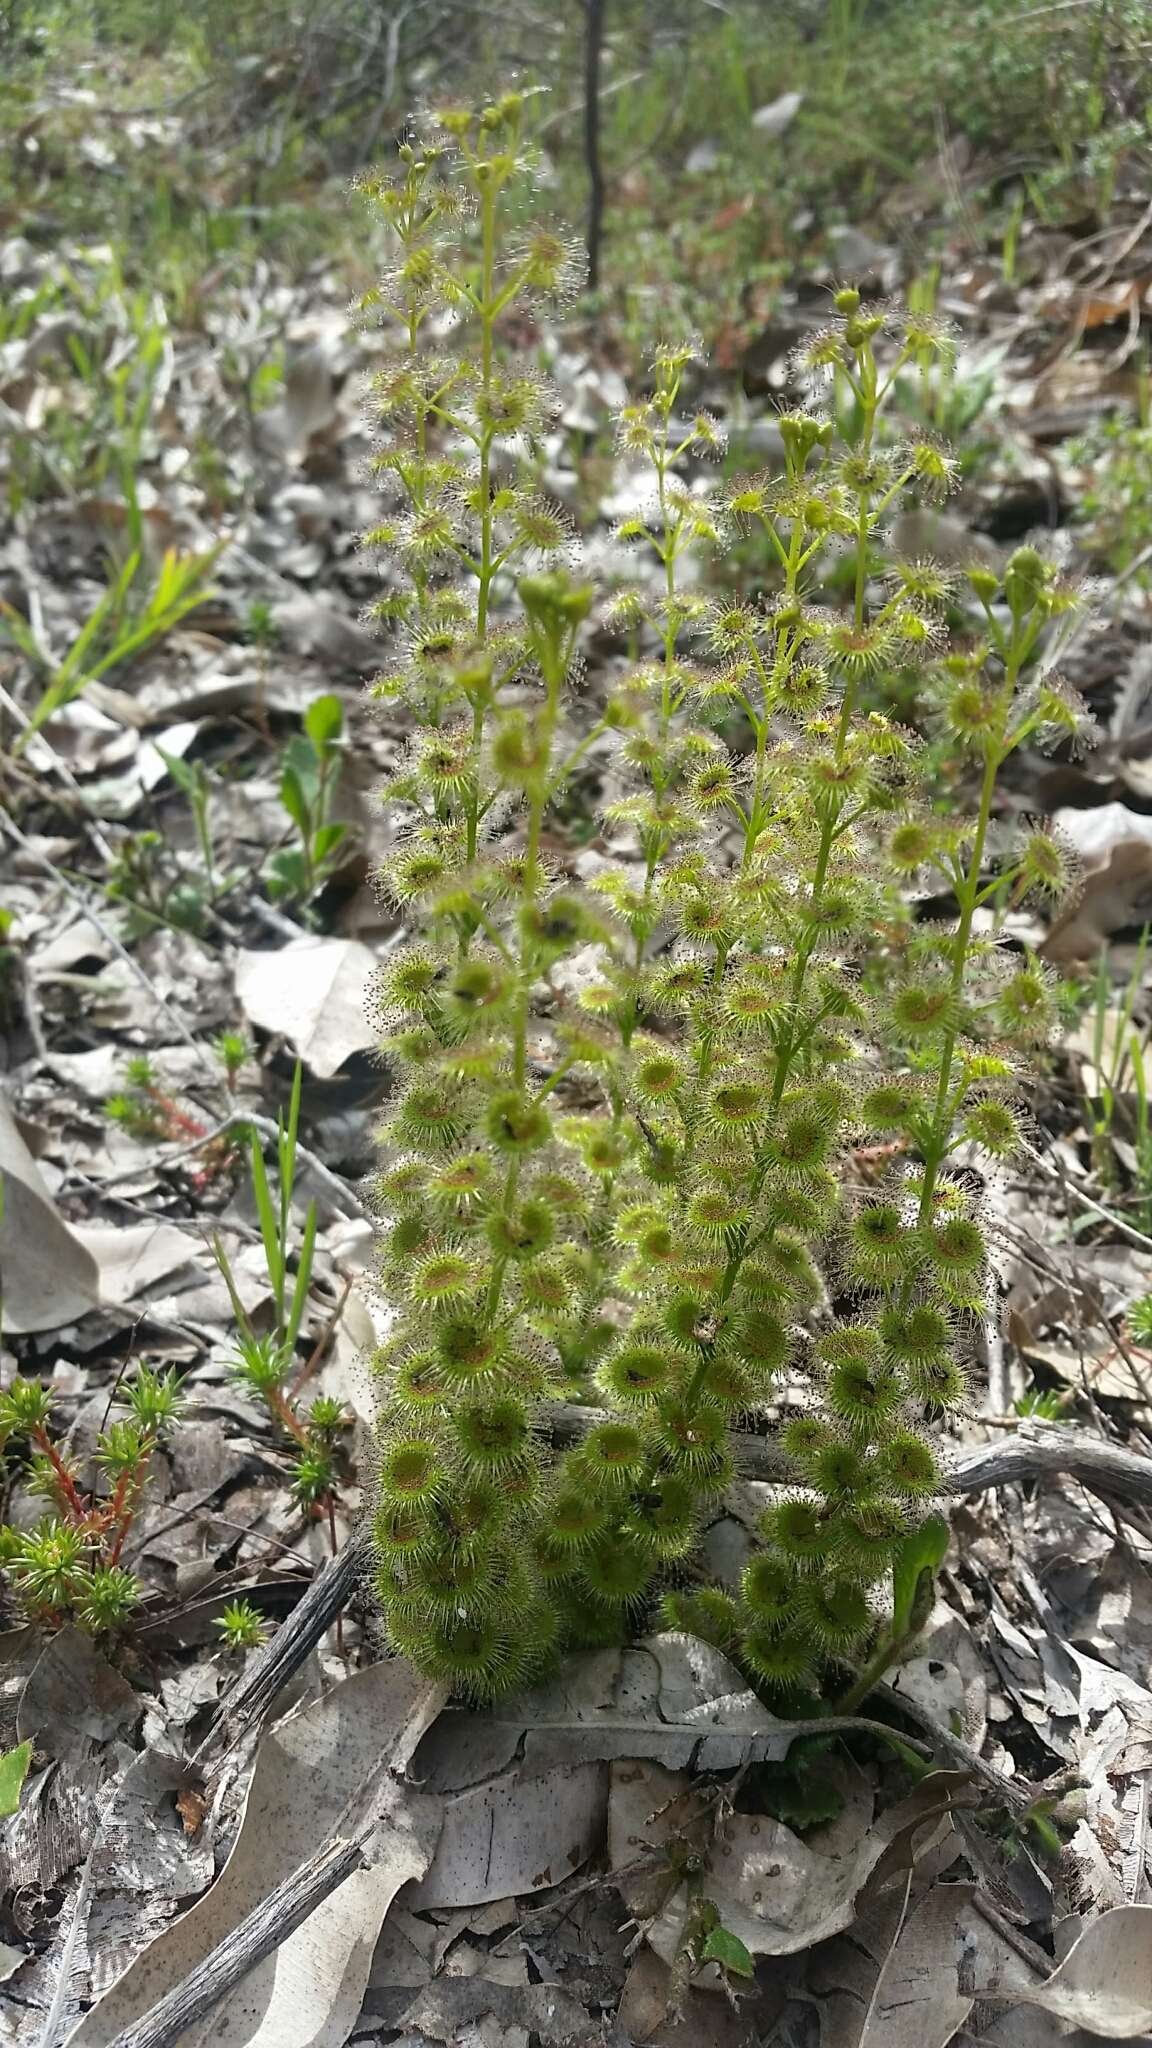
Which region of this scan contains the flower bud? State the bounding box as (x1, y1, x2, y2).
(1004, 545, 1047, 615)
(517, 570, 594, 631)
(778, 412, 827, 469)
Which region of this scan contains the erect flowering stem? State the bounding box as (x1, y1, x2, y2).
(363, 119, 1087, 1713)
(914, 653, 1021, 1223)
(915, 746, 1002, 1222)
(475, 180, 497, 643)
(268, 1384, 310, 1448)
(32, 1425, 88, 1521)
(482, 589, 582, 1332)
(680, 423, 884, 1382)
(781, 382, 879, 1034)
(105, 1462, 143, 1568)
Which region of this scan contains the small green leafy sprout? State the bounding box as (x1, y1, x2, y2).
(104, 829, 211, 939)
(1128, 1294, 1152, 1346)
(216, 1599, 267, 1651)
(4, 542, 221, 753)
(360, 102, 1090, 1706)
(215, 1030, 249, 1088)
(693, 1908, 755, 1983)
(214, 1062, 348, 1527)
(155, 745, 227, 903)
(268, 694, 350, 906)
(1014, 1388, 1069, 1421)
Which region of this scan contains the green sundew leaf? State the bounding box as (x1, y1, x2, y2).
(281, 1060, 304, 1221)
(0, 1739, 33, 1818)
(700, 1924, 755, 1978)
(249, 1132, 284, 1315)
(285, 1200, 318, 1352)
(304, 693, 343, 751)
(890, 1511, 949, 1642)
(211, 1233, 256, 1345)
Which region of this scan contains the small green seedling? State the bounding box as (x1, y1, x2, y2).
(214, 1063, 347, 1527)
(216, 1599, 267, 1650)
(154, 746, 225, 904)
(4, 544, 221, 751)
(268, 694, 350, 905)
(104, 830, 212, 939)
(214, 1031, 250, 1090)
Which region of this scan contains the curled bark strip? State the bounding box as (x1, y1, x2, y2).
(947, 1421, 1152, 1509)
(550, 1404, 1152, 1505)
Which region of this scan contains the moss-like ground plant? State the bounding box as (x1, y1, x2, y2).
(359, 96, 1090, 1704)
(0, 1364, 183, 1632)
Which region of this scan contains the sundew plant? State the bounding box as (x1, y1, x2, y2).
(357, 96, 1089, 1704)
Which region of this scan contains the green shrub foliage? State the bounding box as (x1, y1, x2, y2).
(357, 96, 1088, 1701)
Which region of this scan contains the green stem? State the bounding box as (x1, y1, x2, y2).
(682, 395, 881, 1411)
(465, 180, 498, 876)
(916, 732, 1004, 1224)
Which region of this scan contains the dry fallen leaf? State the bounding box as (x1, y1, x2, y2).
(17, 1627, 140, 1762)
(0, 1097, 100, 1333)
(751, 89, 804, 135)
(609, 1752, 964, 1968)
(406, 1761, 608, 1911)
(968, 1902, 1152, 2038)
(71, 1220, 199, 1305)
(235, 936, 380, 1079)
(854, 1881, 976, 2047)
(415, 1632, 879, 1783)
(1045, 805, 1152, 963)
(65, 1658, 444, 2048)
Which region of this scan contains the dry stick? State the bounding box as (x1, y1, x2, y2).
(0, 679, 118, 866)
(92, 1111, 366, 1217)
(1021, 1138, 1152, 1257)
(546, 1401, 1152, 1505)
(193, 1521, 370, 1766)
(103, 1833, 368, 2048)
(109, 1669, 447, 2048)
(947, 1420, 1152, 1509)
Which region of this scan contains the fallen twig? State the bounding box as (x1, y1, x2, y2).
(194, 1521, 370, 1765)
